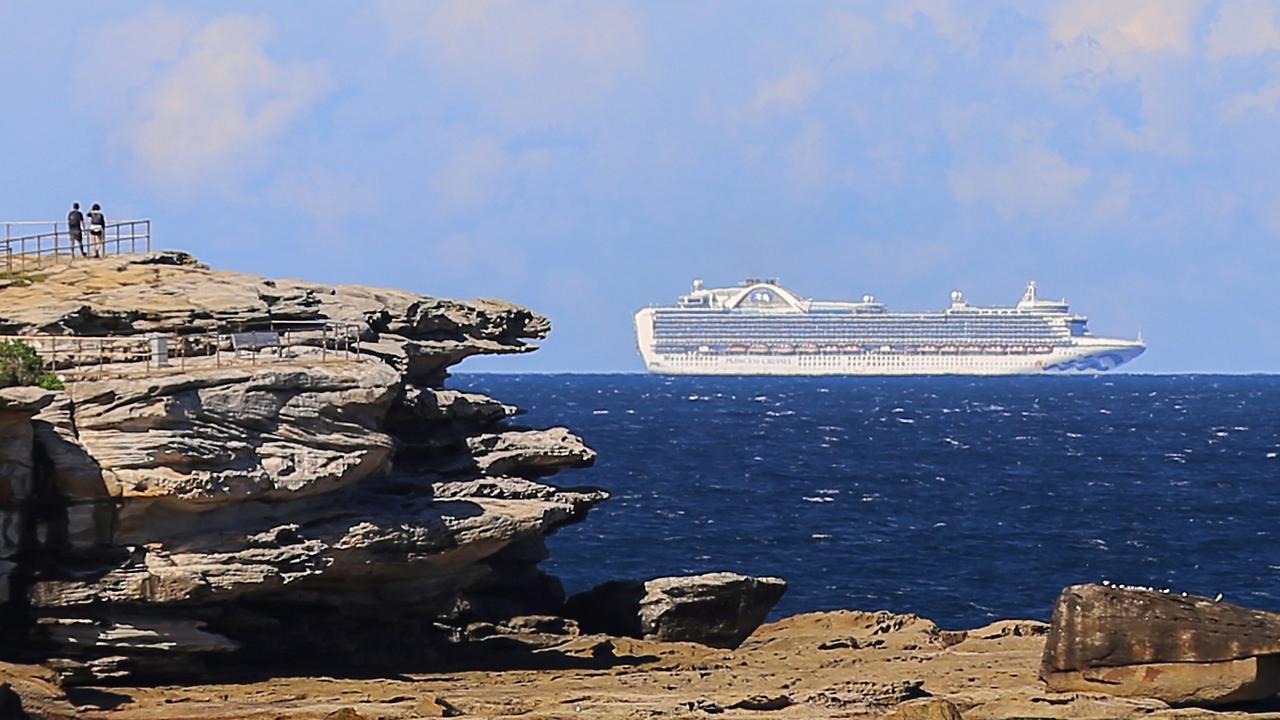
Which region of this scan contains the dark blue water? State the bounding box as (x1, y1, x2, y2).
(453, 374, 1280, 629)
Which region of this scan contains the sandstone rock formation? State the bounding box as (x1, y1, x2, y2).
(565, 572, 787, 649)
(18, 607, 1272, 719)
(0, 253, 603, 685)
(0, 387, 58, 614)
(1040, 583, 1280, 705)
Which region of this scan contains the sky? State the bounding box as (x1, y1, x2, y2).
(2, 1, 1279, 373)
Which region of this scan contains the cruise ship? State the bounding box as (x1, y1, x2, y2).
(634, 279, 1145, 375)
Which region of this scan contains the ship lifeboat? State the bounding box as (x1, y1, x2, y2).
(941, 346, 958, 353)
(921, 345, 938, 353)
(985, 345, 1003, 353)
(698, 345, 711, 353)
(1009, 345, 1026, 353)
(843, 344, 863, 352)
(773, 345, 795, 354)
(748, 344, 768, 353)
(798, 344, 819, 353)
(1034, 345, 1052, 353)
(729, 344, 748, 353)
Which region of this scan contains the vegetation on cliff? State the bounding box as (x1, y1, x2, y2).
(0, 340, 61, 390)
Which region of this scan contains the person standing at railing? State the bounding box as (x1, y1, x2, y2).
(67, 202, 88, 257)
(87, 203, 105, 257)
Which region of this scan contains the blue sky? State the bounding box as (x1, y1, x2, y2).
(2, 1, 1279, 372)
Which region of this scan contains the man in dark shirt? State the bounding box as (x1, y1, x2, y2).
(67, 202, 86, 256)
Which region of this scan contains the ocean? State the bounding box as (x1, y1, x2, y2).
(454, 374, 1280, 629)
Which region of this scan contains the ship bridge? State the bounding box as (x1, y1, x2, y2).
(1015, 281, 1069, 313)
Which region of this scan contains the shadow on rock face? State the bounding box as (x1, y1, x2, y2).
(63, 687, 131, 712)
(564, 581, 647, 638)
(441, 637, 658, 673)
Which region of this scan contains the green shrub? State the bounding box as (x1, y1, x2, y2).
(0, 340, 63, 390)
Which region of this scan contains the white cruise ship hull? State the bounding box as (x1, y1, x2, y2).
(635, 308, 1145, 376)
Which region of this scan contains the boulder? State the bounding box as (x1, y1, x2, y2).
(465, 428, 597, 477)
(1040, 583, 1280, 705)
(565, 572, 787, 649)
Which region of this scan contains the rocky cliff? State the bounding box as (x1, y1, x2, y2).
(0, 253, 603, 684)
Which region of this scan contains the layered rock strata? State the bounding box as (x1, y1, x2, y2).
(1041, 584, 1280, 705)
(20, 607, 1271, 719)
(0, 253, 603, 684)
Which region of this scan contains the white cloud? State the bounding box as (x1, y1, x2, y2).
(379, 0, 646, 129)
(1223, 81, 1280, 117)
(753, 66, 820, 113)
(783, 120, 830, 192)
(950, 143, 1090, 220)
(265, 167, 380, 222)
(820, 10, 900, 71)
(1092, 173, 1133, 222)
(887, 0, 986, 49)
(430, 232, 529, 282)
(996, 3, 1204, 159)
(1050, 0, 1202, 56)
(1206, 0, 1280, 59)
(1093, 73, 1195, 156)
(430, 138, 509, 213)
(77, 7, 194, 114)
(83, 14, 329, 191)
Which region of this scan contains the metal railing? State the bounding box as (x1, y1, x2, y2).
(2, 219, 152, 274)
(0, 321, 364, 380)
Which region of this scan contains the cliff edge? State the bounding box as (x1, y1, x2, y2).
(0, 252, 603, 684)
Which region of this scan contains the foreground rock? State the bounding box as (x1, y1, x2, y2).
(1041, 583, 1280, 705)
(0, 253, 602, 685)
(15, 608, 1278, 719)
(565, 572, 787, 649)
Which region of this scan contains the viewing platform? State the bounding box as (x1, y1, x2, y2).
(2, 218, 152, 273)
(0, 221, 366, 378)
